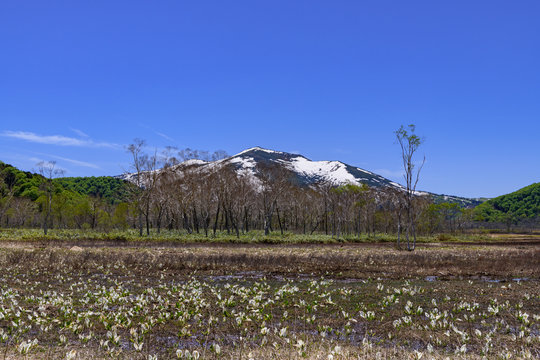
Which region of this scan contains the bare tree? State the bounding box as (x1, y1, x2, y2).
(257, 163, 293, 235)
(126, 139, 162, 236)
(395, 124, 425, 251)
(140, 150, 161, 235)
(7, 198, 36, 227)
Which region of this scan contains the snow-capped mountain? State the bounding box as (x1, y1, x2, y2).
(222, 147, 403, 189)
(121, 147, 481, 207)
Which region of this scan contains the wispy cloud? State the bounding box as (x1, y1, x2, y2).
(70, 128, 89, 138)
(155, 131, 174, 142)
(1, 130, 120, 149)
(46, 154, 100, 169)
(137, 123, 176, 143)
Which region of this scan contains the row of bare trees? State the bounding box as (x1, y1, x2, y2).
(123, 141, 431, 241)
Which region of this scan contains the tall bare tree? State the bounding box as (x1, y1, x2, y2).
(383, 186, 406, 247)
(126, 139, 156, 236)
(395, 124, 425, 251)
(257, 163, 293, 235)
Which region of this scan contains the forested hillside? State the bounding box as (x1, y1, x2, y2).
(474, 182, 540, 222)
(0, 161, 133, 229)
(0, 162, 131, 203)
(54, 176, 132, 204)
(0, 161, 45, 200)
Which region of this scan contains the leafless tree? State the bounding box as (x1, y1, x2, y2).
(395, 125, 425, 251)
(6, 198, 36, 227)
(126, 139, 162, 236)
(257, 163, 293, 235)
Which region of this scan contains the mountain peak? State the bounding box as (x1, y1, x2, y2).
(234, 147, 287, 157)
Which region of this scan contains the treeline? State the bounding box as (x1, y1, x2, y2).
(1, 160, 537, 235)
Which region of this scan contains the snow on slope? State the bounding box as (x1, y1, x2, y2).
(228, 156, 258, 178)
(285, 157, 359, 185)
(223, 147, 403, 190)
(181, 159, 208, 166)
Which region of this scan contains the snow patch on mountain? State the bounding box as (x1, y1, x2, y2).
(285, 157, 359, 185)
(229, 156, 256, 168)
(181, 159, 208, 166)
(229, 156, 258, 178)
(357, 168, 374, 175)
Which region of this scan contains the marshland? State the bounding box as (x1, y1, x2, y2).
(0, 232, 538, 359)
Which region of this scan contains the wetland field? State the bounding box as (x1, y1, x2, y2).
(0, 234, 538, 359)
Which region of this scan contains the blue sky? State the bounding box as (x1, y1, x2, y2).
(1, 1, 539, 198)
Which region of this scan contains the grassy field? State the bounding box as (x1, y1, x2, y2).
(0, 228, 512, 244)
(0, 234, 538, 359)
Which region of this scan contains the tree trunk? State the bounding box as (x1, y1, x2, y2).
(229, 211, 240, 238)
(324, 199, 328, 235)
(213, 202, 220, 237)
(205, 214, 210, 237)
(411, 221, 417, 251)
(243, 207, 249, 233)
(183, 211, 192, 234)
(406, 207, 412, 251)
(397, 213, 401, 249)
(264, 201, 276, 236)
(276, 205, 284, 236)
(310, 218, 321, 235)
(224, 208, 230, 234)
(138, 211, 143, 237)
(192, 207, 199, 234)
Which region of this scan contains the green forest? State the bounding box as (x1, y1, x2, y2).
(0, 161, 133, 230)
(474, 182, 540, 222)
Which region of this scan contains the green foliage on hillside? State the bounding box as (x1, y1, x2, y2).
(1, 161, 135, 230)
(54, 176, 132, 204)
(1, 161, 131, 204)
(0, 161, 44, 201)
(474, 182, 540, 222)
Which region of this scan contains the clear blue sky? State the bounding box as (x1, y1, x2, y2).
(1, 1, 539, 198)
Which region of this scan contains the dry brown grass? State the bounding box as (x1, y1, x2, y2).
(1, 242, 538, 279)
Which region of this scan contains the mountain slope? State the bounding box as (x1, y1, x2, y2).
(474, 182, 540, 221)
(224, 147, 403, 189)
